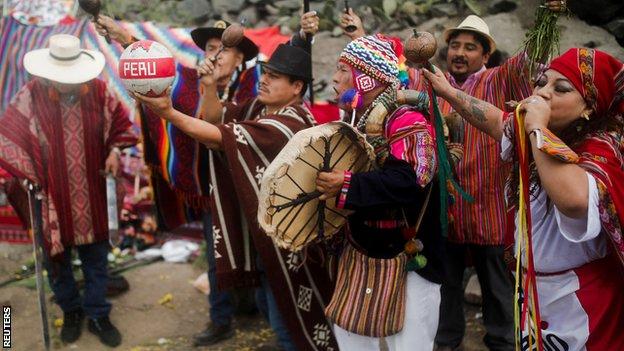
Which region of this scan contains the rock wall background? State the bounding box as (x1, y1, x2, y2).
(2, 0, 621, 99)
(76, 0, 624, 48)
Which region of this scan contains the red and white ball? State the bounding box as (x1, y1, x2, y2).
(118, 40, 175, 97)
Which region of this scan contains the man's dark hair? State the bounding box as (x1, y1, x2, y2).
(448, 30, 491, 56)
(486, 49, 509, 68)
(288, 76, 308, 97)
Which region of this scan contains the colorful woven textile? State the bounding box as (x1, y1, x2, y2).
(325, 244, 408, 337)
(0, 15, 86, 112)
(409, 52, 534, 245)
(6, 0, 76, 27)
(549, 48, 624, 117)
(340, 34, 400, 87)
(537, 128, 580, 163)
(0, 15, 212, 114)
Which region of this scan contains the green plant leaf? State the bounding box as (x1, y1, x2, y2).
(383, 0, 398, 17)
(463, 0, 482, 16)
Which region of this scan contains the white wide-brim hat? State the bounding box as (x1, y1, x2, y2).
(24, 34, 105, 84)
(442, 15, 496, 54)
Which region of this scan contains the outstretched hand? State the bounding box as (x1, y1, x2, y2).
(340, 8, 365, 40)
(131, 87, 174, 119)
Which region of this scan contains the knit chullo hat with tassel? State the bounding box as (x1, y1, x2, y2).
(339, 34, 409, 97)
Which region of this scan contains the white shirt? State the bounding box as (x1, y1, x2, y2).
(501, 135, 608, 273)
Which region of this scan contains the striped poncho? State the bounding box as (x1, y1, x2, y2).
(410, 53, 533, 245)
(140, 64, 259, 228)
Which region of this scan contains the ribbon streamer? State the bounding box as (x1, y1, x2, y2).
(512, 103, 543, 351)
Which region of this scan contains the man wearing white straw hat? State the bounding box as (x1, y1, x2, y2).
(0, 34, 137, 348)
(404, 3, 567, 350)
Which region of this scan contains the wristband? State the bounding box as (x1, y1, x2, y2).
(336, 171, 352, 209)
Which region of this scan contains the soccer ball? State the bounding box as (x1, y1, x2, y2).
(118, 40, 175, 97)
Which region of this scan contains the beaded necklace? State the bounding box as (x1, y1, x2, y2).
(355, 84, 399, 133)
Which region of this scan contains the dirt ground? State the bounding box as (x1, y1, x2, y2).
(0, 242, 488, 351)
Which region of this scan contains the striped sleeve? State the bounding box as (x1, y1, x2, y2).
(487, 51, 533, 103)
(390, 125, 436, 187)
(387, 110, 437, 187)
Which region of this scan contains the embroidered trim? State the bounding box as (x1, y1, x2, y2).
(537, 128, 580, 163)
(355, 73, 377, 93)
(578, 48, 597, 112)
(363, 219, 407, 229)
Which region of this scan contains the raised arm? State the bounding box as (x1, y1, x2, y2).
(132, 89, 223, 149)
(422, 68, 505, 141)
(195, 57, 224, 124)
(95, 15, 135, 47)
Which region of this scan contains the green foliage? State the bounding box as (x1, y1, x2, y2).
(462, 0, 483, 16)
(524, 6, 568, 75)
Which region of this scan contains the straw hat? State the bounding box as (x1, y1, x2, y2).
(442, 15, 496, 54)
(23, 34, 105, 84)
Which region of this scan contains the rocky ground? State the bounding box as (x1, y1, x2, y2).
(0, 1, 622, 350)
(0, 242, 487, 351)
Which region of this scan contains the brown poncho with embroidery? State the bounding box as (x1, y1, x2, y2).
(210, 98, 338, 350)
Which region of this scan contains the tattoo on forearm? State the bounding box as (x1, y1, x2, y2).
(455, 90, 488, 123)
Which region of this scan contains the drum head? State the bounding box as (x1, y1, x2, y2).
(258, 122, 375, 251)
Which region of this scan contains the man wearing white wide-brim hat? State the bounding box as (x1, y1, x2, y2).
(0, 34, 137, 348)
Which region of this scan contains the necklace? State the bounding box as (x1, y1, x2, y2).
(356, 84, 398, 133)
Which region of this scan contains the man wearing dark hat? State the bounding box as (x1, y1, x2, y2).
(97, 14, 322, 347)
(97, 16, 261, 346)
(134, 43, 338, 351)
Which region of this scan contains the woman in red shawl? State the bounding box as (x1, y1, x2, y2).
(423, 48, 624, 350)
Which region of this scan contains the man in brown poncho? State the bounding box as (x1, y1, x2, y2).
(135, 43, 338, 351)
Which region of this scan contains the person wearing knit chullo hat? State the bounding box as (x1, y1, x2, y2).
(425, 47, 624, 349)
(315, 34, 446, 350)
